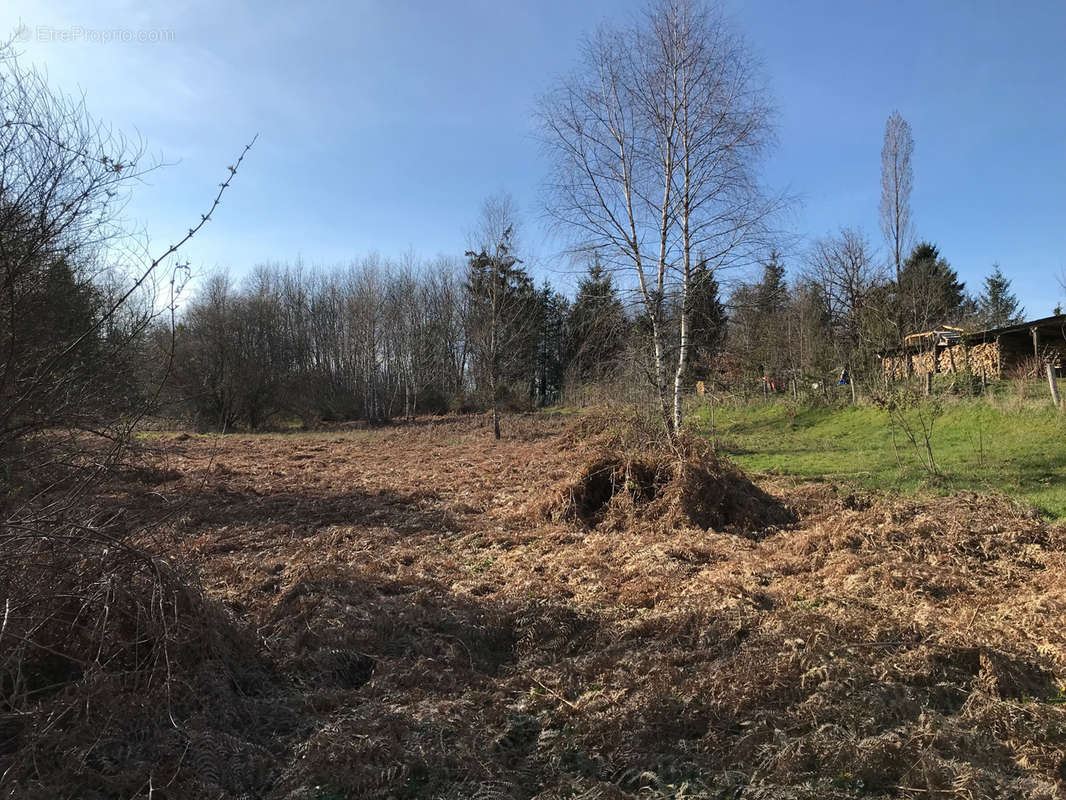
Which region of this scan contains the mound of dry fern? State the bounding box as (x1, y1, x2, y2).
(539, 410, 795, 536)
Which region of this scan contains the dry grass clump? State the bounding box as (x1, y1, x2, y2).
(542, 411, 795, 536)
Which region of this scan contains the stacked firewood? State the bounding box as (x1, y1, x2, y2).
(936, 346, 959, 373)
(969, 342, 1000, 377)
(936, 342, 999, 377)
(882, 356, 909, 380)
(883, 341, 1003, 380)
(912, 351, 935, 376)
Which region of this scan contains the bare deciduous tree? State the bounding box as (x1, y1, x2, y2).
(0, 43, 254, 461)
(879, 110, 914, 344)
(807, 228, 879, 334)
(538, 0, 779, 435)
(804, 227, 889, 394)
(0, 42, 254, 767)
(169, 255, 481, 430)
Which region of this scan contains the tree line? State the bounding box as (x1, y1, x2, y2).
(161, 199, 624, 431)
(163, 199, 1025, 431)
(724, 236, 1025, 397)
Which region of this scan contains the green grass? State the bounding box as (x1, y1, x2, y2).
(691, 394, 1066, 517)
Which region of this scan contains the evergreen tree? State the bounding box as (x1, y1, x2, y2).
(755, 251, 788, 316)
(530, 282, 569, 406)
(682, 259, 727, 382)
(898, 242, 965, 332)
(566, 254, 628, 382)
(464, 225, 536, 437)
(727, 252, 791, 381)
(976, 264, 1024, 328)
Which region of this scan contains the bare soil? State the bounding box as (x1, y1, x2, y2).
(8, 412, 1066, 799)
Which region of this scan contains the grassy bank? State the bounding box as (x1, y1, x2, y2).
(690, 395, 1066, 517)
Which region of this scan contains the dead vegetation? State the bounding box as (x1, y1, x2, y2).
(539, 411, 795, 535)
(3, 412, 1066, 798)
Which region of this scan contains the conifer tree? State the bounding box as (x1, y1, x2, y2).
(976, 264, 1024, 328)
(567, 254, 628, 382)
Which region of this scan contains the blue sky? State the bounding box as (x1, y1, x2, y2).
(4, 0, 1064, 314)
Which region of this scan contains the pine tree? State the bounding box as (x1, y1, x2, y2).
(976, 264, 1024, 328)
(682, 259, 727, 383)
(898, 242, 965, 332)
(566, 254, 628, 382)
(727, 252, 791, 381)
(531, 281, 569, 406)
(464, 225, 536, 437)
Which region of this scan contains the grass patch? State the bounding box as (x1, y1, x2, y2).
(691, 395, 1066, 517)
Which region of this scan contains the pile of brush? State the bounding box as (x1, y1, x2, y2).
(540, 409, 795, 536)
(0, 494, 288, 799)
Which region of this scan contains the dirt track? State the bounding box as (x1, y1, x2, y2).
(16, 413, 1066, 799)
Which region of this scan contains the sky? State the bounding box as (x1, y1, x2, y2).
(3, 0, 1065, 314)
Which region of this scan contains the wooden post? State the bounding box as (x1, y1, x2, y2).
(924, 372, 932, 397)
(1033, 327, 1041, 361)
(710, 388, 716, 446)
(1047, 363, 1060, 407)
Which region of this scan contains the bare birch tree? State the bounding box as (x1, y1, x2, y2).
(538, 0, 778, 434)
(879, 110, 914, 344)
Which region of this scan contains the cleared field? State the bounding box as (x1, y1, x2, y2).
(10, 413, 1066, 799)
(692, 399, 1066, 517)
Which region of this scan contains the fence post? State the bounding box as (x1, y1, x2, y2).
(924, 372, 932, 397)
(1046, 363, 1060, 407)
(709, 389, 716, 449)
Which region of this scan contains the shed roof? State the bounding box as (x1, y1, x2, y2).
(962, 314, 1066, 342)
(880, 314, 1066, 358)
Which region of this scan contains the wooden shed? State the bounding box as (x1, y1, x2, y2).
(880, 315, 1066, 381)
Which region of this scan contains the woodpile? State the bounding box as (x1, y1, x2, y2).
(937, 342, 999, 377)
(882, 319, 1066, 384)
(936, 346, 957, 374)
(882, 355, 909, 381)
(969, 342, 1000, 377)
(883, 341, 1002, 382)
(911, 351, 935, 376)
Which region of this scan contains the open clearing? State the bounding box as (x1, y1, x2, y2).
(693, 399, 1066, 517)
(14, 414, 1066, 799)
